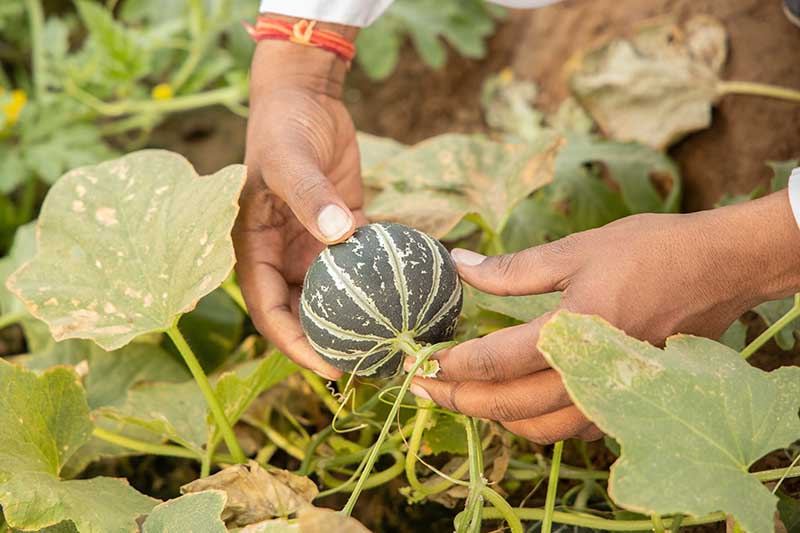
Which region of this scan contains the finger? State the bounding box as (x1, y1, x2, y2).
(432, 313, 554, 382)
(501, 406, 600, 445)
(262, 135, 355, 244)
(233, 198, 342, 380)
(409, 369, 571, 421)
(449, 236, 581, 296)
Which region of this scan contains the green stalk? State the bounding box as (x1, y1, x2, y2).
(405, 398, 435, 494)
(301, 369, 350, 417)
(476, 508, 726, 531)
(92, 427, 200, 460)
(542, 441, 564, 533)
(166, 324, 246, 463)
(341, 340, 456, 516)
(755, 463, 800, 482)
(771, 452, 800, 493)
(508, 456, 609, 481)
(458, 416, 484, 533)
(718, 81, 800, 104)
(319, 452, 404, 494)
(24, 0, 45, 101)
(741, 293, 800, 359)
(481, 487, 523, 533)
(652, 514, 666, 533)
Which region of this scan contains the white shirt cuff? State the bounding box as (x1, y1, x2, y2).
(259, 0, 393, 26)
(789, 168, 800, 231)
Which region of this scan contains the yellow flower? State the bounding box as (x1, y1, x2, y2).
(151, 83, 174, 100)
(1, 89, 27, 126)
(498, 67, 515, 84)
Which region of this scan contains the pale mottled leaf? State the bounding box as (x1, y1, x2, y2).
(366, 134, 561, 237)
(142, 491, 227, 533)
(570, 16, 727, 150)
(182, 461, 318, 527)
(423, 414, 467, 455)
(0, 360, 156, 532)
(480, 71, 547, 143)
(357, 132, 405, 184)
(241, 509, 372, 533)
(7, 150, 246, 350)
(538, 312, 800, 533)
(0, 221, 36, 318)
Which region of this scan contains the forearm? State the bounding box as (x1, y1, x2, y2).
(702, 190, 800, 307)
(250, 14, 358, 98)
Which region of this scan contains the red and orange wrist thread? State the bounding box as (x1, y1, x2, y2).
(244, 17, 356, 64)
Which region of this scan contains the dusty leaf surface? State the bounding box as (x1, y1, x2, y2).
(570, 16, 727, 149)
(365, 133, 561, 237)
(0, 221, 36, 318)
(0, 360, 155, 532)
(538, 312, 800, 533)
(240, 508, 372, 533)
(7, 150, 246, 350)
(142, 491, 227, 533)
(182, 460, 318, 527)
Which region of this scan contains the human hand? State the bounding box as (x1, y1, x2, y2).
(233, 24, 364, 380)
(408, 191, 800, 443)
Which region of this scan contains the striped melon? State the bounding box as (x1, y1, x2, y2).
(299, 222, 463, 378)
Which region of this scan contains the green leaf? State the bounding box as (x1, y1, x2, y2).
(23, 124, 117, 185)
(500, 192, 572, 251)
(142, 491, 227, 533)
(0, 360, 156, 532)
(366, 133, 560, 237)
(357, 132, 406, 186)
(753, 297, 800, 351)
(74, 0, 151, 83)
(424, 414, 467, 455)
(718, 318, 747, 351)
(768, 159, 799, 192)
(18, 339, 190, 409)
(0, 144, 30, 194)
(170, 288, 244, 372)
(778, 491, 800, 533)
(7, 150, 247, 350)
(0, 221, 36, 318)
(98, 379, 208, 453)
(538, 312, 800, 533)
(354, 0, 500, 80)
(570, 16, 727, 149)
(465, 286, 560, 324)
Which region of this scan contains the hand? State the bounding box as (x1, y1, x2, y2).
(409, 191, 800, 443)
(233, 26, 363, 380)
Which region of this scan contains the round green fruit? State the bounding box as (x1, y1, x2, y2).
(299, 222, 463, 378)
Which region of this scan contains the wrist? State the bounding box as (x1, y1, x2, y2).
(249, 14, 358, 99)
(702, 191, 800, 307)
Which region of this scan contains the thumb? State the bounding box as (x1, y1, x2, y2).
(450, 238, 578, 296)
(262, 139, 355, 244)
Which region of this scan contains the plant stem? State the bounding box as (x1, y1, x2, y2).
(542, 441, 564, 533)
(459, 416, 484, 533)
(405, 398, 435, 494)
(477, 508, 727, 531)
(741, 293, 800, 359)
(481, 487, 523, 533)
(341, 340, 456, 516)
(718, 81, 800, 103)
(24, 0, 45, 101)
(508, 456, 609, 481)
(652, 514, 666, 533)
(0, 311, 25, 331)
(166, 324, 246, 463)
(755, 463, 800, 482)
(319, 452, 404, 495)
(92, 427, 200, 460)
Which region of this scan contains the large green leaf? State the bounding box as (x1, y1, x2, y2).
(570, 17, 727, 150)
(0, 360, 156, 532)
(142, 491, 227, 533)
(7, 150, 246, 350)
(366, 133, 560, 237)
(538, 312, 800, 533)
(465, 286, 560, 324)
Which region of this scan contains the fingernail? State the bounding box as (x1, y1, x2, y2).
(451, 248, 486, 267)
(403, 356, 416, 373)
(317, 204, 352, 242)
(409, 384, 431, 400)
